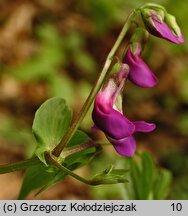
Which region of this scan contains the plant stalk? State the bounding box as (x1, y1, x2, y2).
(52, 11, 136, 157)
(0, 157, 40, 174)
(0, 140, 101, 175)
(46, 153, 96, 185)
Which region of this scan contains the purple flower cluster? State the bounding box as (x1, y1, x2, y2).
(92, 7, 184, 157)
(92, 65, 156, 156)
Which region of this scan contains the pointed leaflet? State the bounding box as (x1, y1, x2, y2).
(18, 130, 100, 199)
(153, 168, 172, 199)
(32, 97, 72, 164)
(130, 152, 154, 199)
(37, 130, 100, 195)
(17, 163, 59, 200)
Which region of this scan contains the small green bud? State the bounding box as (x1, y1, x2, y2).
(130, 28, 149, 54)
(130, 28, 149, 44)
(91, 167, 129, 185)
(110, 58, 121, 75)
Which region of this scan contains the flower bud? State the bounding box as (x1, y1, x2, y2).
(130, 28, 149, 54)
(91, 167, 129, 185)
(141, 6, 184, 44)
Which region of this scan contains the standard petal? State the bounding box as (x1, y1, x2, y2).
(151, 18, 184, 44)
(124, 47, 158, 88)
(108, 136, 136, 157)
(133, 121, 156, 132)
(92, 103, 135, 140)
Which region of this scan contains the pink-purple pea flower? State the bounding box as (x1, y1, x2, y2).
(123, 43, 158, 88)
(92, 65, 156, 157)
(150, 18, 184, 44)
(141, 9, 185, 44)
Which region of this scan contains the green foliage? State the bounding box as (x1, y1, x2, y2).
(18, 163, 59, 200)
(130, 152, 154, 199)
(91, 165, 129, 185)
(38, 131, 101, 194)
(18, 130, 101, 199)
(160, 150, 188, 199)
(11, 24, 65, 81)
(153, 168, 172, 199)
(66, 130, 89, 147)
(0, 0, 187, 200)
(32, 97, 72, 164)
(63, 130, 101, 169)
(123, 152, 172, 200)
(19, 96, 102, 199)
(0, 117, 36, 158)
(91, 152, 172, 199)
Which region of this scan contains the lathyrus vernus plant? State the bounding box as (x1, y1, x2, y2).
(0, 3, 184, 199)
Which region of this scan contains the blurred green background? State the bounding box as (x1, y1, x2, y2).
(0, 0, 187, 199)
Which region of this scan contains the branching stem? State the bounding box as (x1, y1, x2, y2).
(52, 10, 136, 157)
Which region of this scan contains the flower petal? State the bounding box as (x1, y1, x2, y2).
(108, 136, 136, 157)
(151, 18, 184, 44)
(124, 47, 158, 88)
(133, 121, 156, 132)
(92, 102, 135, 139)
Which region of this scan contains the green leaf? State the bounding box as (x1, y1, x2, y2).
(121, 152, 172, 200)
(140, 152, 154, 199)
(63, 146, 100, 170)
(35, 169, 67, 197)
(18, 130, 99, 199)
(91, 165, 129, 185)
(130, 156, 141, 199)
(32, 97, 71, 164)
(35, 130, 101, 196)
(153, 168, 172, 199)
(66, 130, 90, 147)
(63, 130, 102, 169)
(18, 163, 60, 200)
(130, 152, 154, 199)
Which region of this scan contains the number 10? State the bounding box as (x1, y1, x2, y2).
(171, 203, 182, 211)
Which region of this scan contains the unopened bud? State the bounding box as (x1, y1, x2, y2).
(140, 5, 184, 44)
(91, 167, 129, 185)
(130, 28, 149, 54)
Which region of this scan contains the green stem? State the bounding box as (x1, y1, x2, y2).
(52, 10, 136, 157)
(0, 157, 40, 174)
(0, 141, 100, 175)
(61, 141, 100, 158)
(46, 154, 128, 186)
(46, 153, 96, 185)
